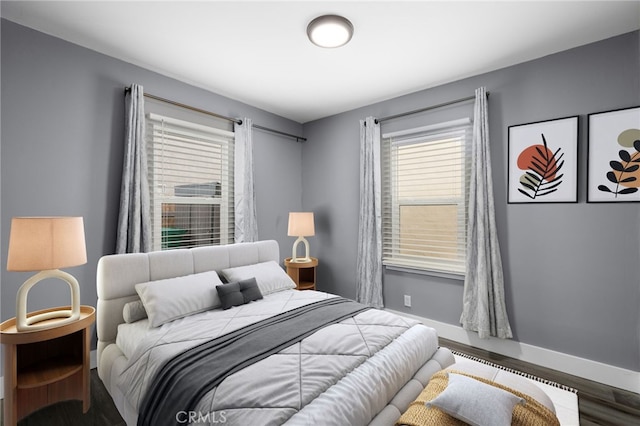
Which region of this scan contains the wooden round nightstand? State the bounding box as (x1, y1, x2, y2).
(284, 257, 318, 290)
(0, 305, 95, 425)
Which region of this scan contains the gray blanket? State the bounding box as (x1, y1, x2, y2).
(138, 297, 369, 426)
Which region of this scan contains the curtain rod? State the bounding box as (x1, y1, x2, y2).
(253, 124, 306, 142)
(124, 87, 306, 142)
(374, 92, 490, 124)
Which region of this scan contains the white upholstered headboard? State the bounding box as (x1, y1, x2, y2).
(96, 240, 279, 372)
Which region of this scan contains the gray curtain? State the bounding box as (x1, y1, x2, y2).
(460, 86, 513, 339)
(116, 84, 151, 254)
(234, 118, 258, 242)
(356, 117, 384, 308)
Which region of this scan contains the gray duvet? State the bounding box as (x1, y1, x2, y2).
(116, 290, 440, 425)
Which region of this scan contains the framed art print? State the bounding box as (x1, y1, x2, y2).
(508, 116, 579, 203)
(587, 106, 640, 203)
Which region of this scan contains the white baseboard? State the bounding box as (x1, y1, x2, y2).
(386, 308, 640, 394)
(0, 350, 98, 400)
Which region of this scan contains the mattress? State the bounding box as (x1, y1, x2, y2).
(116, 319, 150, 359)
(115, 289, 442, 425)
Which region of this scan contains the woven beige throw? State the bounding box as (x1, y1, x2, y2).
(397, 370, 561, 426)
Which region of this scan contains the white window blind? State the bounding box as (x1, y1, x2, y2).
(146, 113, 235, 251)
(382, 118, 471, 275)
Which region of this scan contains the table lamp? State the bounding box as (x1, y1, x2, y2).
(287, 212, 315, 263)
(7, 216, 87, 331)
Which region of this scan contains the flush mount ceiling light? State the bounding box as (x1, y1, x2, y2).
(307, 15, 354, 48)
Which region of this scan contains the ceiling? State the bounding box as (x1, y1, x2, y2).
(2, 1, 639, 123)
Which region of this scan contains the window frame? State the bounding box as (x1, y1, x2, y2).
(382, 118, 472, 277)
(146, 112, 235, 251)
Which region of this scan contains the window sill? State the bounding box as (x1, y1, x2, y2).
(384, 264, 465, 281)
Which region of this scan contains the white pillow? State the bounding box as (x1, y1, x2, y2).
(426, 372, 525, 426)
(221, 261, 295, 295)
(123, 300, 147, 323)
(135, 270, 223, 327)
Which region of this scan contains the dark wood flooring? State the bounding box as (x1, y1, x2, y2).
(1, 341, 638, 425)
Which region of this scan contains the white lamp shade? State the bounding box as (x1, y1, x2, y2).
(7, 216, 87, 271)
(287, 212, 315, 237)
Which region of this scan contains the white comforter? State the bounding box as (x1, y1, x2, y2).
(116, 290, 439, 426)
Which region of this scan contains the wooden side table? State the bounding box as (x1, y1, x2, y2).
(284, 257, 318, 291)
(0, 305, 95, 426)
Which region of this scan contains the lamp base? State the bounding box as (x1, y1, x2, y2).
(16, 269, 81, 332)
(291, 236, 312, 263)
(289, 257, 312, 263)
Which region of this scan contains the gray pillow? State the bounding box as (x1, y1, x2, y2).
(239, 277, 263, 303)
(135, 270, 223, 327)
(426, 372, 525, 426)
(221, 261, 295, 295)
(216, 278, 263, 310)
(216, 282, 245, 310)
(123, 300, 147, 323)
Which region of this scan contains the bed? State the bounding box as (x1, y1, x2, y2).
(96, 240, 454, 426)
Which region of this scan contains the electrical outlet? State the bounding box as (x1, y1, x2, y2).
(404, 295, 411, 307)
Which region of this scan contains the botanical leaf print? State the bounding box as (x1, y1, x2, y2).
(516, 134, 564, 199)
(598, 129, 640, 197)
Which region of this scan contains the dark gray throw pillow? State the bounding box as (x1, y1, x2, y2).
(216, 278, 263, 310)
(239, 277, 263, 303)
(216, 282, 245, 310)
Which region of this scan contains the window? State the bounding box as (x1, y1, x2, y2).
(382, 118, 471, 275)
(146, 113, 235, 251)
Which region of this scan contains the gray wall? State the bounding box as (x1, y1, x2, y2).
(0, 20, 303, 333)
(2, 18, 638, 374)
(302, 31, 640, 371)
